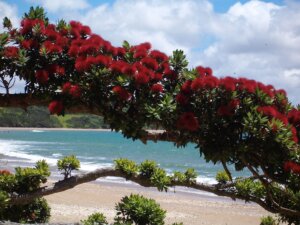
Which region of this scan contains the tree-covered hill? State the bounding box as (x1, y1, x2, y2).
(0, 106, 109, 128)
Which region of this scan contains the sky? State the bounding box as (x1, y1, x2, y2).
(0, 0, 299, 104)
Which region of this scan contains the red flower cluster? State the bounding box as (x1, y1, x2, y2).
(43, 40, 63, 54)
(196, 66, 212, 77)
(191, 76, 219, 91)
(112, 86, 131, 101)
(150, 50, 168, 62)
(21, 39, 38, 50)
(176, 112, 199, 132)
(217, 99, 240, 116)
(288, 109, 300, 128)
(47, 64, 65, 75)
(20, 18, 45, 35)
(257, 106, 288, 125)
(35, 70, 49, 84)
(220, 77, 237, 92)
(150, 83, 163, 93)
(257, 106, 298, 143)
(291, 126, 299, 143)
(284, 161, 300, 175)
(48, 100, 64, 115)
(62, 82, 81, 98)
(4, 46, 19, 58)
(70, 21, 91, 39)
(176, 93, 189, 105)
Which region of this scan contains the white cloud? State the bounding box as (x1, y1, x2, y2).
(0, 1, 19, 32)
(66, 0, 215, 55)
(195, 0, 300, 103)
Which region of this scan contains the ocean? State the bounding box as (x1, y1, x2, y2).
(0, 129, 248, 186)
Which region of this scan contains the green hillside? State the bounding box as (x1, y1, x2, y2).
(0, 106, 109, 129)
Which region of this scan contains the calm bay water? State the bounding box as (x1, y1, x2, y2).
(0, 130, 247, 183)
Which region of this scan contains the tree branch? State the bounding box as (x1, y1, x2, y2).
(8, 167, 277, 216)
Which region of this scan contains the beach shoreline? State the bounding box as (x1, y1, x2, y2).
(0, 128, 274, 224)
(0, 127, 113, 132)
(1, 153, 272, 225)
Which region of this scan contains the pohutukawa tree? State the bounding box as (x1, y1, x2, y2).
(0, 7, 300, 224)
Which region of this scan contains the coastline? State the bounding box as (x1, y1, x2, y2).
(0, 127, 165, 133)
(1, 154, 273, 225)
(0, 128, 274, 224)
(0, 127, 113, 132)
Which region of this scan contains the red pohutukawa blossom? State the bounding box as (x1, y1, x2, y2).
(196, 66, 213, 77)
(288, 109, 300, 128)
(257, 106, 278, 118)
(163, 68, 177, 80)
(112, 86, 131, 101)
(257, 106, 288, 125)
(47, 64, 65, 75)
(238, 78, 257, 93)
(150, 50, 168, 62)
(275, 89, 287, 97)
(141, 57, 159, 70)
(48, 100, 64, 115)
(133, 50, 147, 59)
(291, 126, 299, 143)
(151, 73, 163, 81)
(202, 76, 219, 89)
(217, 99, 240, 116)
(181, 80, 192, 95)
(284, 161, 300, 175)
(150, 83, 163, 93)
(132, 42, 151, 53)
(258, 83, 275, 98)
(20, 18, 45, 35)
(176, 94, 189, 105)
(62, 82, 81, 98)
(62, 82, 72, 92)
(35, 70, 49, 84)
(220, 77, 237, 92)
(43, 41, 63, 54)
(69, 85, 81, 98)
(176, 112, 199, 132)
(191, 78, 203, 91)
(4, 46, 19, 58)
(121, 65, 136, 76)
(21, 39, 38, 50)
(134, 72, 150, 85)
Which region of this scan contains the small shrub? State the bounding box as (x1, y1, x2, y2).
(114, 194, 166, 225)
(216, 171, 230, 184)
(81, 212, 108, 225)
(139, 160, 158, 178)
(2, 197, 51, 223)
(184, 168, 197, 183)
(150, 168, 171, 192)
(114, 158, 139, 177)
(57, 155, 80, 179)
(260, 216, 278, 225)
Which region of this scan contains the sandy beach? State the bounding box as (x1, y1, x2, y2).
(45, 181, 272, 225)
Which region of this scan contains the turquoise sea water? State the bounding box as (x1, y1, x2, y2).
(0, 130, 248, 183)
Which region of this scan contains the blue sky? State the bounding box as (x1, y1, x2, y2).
(0, 0, 299, 103)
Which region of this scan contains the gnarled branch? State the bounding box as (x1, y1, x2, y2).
(8, 167, 278, 216)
